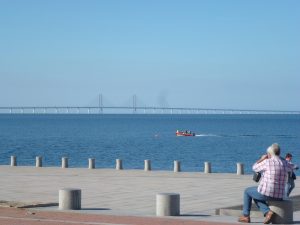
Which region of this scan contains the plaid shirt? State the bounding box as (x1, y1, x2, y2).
(253, 156, 293, 198)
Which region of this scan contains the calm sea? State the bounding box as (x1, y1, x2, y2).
(0, 114, 299, 174)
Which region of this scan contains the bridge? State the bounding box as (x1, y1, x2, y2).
(0, 106, 299, 115)
(0, 94, 299, 115)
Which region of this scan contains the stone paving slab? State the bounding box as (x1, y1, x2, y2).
(1, 166, 300, 224)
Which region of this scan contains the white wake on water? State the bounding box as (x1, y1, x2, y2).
(195, 134, 219, 137)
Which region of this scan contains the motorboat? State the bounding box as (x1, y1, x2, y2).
(176, 130, 195, 136)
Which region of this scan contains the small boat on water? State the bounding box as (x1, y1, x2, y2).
(176, 130, 195, 136)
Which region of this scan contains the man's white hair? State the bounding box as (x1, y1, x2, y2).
(267, 143, 280, 156)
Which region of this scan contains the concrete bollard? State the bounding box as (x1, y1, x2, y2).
(88, 158, 95, 169)
(36, 156, 42, 167)
(116, 159, 123, 170)
(156, 193, 180, 216)
(10, 156, 17, 166)
(269, 200, 293, 224)
(204, 162, 211, 173)
(59, 188, 81, 210)
(62, 157, 68, 168)
(144, 159, 151, 171)
(236, 162, 244, 175)
(174, 160, 181, 172)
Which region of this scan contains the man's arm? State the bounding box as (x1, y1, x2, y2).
(256, 154, 268, 164)
(252, 154, 268, 172)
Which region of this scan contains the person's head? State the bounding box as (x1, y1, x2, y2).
(267, 143, 281, 157)
(285, 153, 292, 160)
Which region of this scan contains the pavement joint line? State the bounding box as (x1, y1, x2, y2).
(0, 215, 129, 225)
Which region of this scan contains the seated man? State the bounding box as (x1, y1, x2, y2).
(238, 143, 293, 224)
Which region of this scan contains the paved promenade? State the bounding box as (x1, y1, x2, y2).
(0, 165, 300, 224)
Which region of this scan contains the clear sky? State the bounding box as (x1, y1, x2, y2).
(0, 0, 299, 110)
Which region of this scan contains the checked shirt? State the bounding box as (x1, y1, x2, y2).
(253, 156, 293, 198)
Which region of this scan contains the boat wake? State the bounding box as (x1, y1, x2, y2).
(195, 134, 220, 137)
(195, 134, 297, 138)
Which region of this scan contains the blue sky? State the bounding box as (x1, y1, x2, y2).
(0, 0, 299, 110)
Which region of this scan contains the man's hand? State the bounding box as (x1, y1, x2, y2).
(256, 154, 268, 163)
(260, 154, 268, 160)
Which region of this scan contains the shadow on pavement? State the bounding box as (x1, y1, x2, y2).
(81, 208, 111, 211)
(180, 214, 210, 217)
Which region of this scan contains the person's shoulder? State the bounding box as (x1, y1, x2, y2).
(277, 157, 290, 165)
(281, 157, 290, 164)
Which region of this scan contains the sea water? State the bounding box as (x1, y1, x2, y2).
(0, 114, 299, 174)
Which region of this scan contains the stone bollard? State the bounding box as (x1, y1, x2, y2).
(116, 159, 123, 170)
(204, 162, 211, 173)
(269, 200, 293, 224)
(10, 156, 17, 166)
(62, 157, 68, 168)
(88, 158, 95, 169)
(144, 159, 151, 171)
(174, 160, 181, 172)
(156, 193, 180, 216)
(36, 156, 42, 167)
(236, 162, 244, 175)
(59, 188, 81, 210)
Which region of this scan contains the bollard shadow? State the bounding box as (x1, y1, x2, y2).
(180, 214, 210, 217)
(81, 208, 111, 211)
(20, 203, 59, 208)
